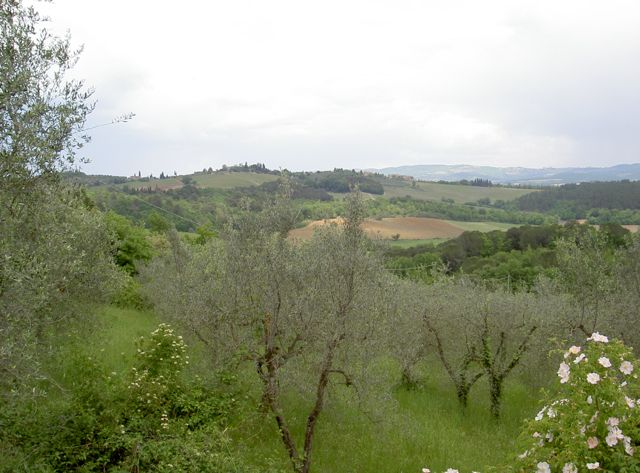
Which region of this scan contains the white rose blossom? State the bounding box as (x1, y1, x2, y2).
(537, 462, 551, 473)
(574, 353, 586, 364)
(535, 406, 547, 421)
(598, 357, 612, 368)
(558, 362, 571, 383)
(606, 431, 619, 446)
(620, 361, 634, 375)
(606, 417, 619, 427)
(588, 333, 609, 343)
(587, 372, 601, 384)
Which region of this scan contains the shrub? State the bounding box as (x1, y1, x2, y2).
(0, 324, 269, 473)
(513, 333, 640, 472)
(421, 333, 640, 473)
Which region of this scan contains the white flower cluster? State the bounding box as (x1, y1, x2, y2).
(523, 334, 640, 471)
(557, 334, 635, 385)
(160, 411, 169, 430)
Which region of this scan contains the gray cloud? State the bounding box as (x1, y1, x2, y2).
(43, 0, 640, 175)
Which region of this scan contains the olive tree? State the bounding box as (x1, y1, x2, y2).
(555, 230, 617, 336)
(144, 192, 390, 473)
(416, 279, 541, 418)
(385, 278, 430, 387)
(1, 0, 93, 210)
(420, 279, 486, 409)
(599, 233, 640, 349)
(0, 1, 123, 394)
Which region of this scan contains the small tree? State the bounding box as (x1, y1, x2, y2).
(1, 0, 93, 211)
(421, 279, 540, 416)
(556, 230, 616, 336)
(0, 1, 123, 393)
(470, 305, 537, 418)
(385, 279, 430, 387)
(145, 191, 389, 473)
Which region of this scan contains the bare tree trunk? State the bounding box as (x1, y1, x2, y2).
(258, 350, 303, 473)
(301, 337, 340, 473)
(425, 318, 483, 409)
(474, 316, 537, 419)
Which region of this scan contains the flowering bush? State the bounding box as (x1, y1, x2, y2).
(127, 323, 189, 421)
(0, 323, 270, 472)
(513, 333, 640, 472)
(420, 333, 640, 473)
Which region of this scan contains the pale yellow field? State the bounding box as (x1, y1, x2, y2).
(290, 217, 519, 240)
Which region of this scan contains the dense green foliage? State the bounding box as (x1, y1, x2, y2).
(514, 181, 640, 222)
(0, 0, 124, 392)
(296, 169, 385, 194)
(512, 336, 640, 473)
(385, 222, 631, 287)
(0, 321, 268, 473)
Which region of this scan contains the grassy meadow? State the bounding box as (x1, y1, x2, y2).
(69, 306, 538, 473)
(442, 220, 518, 232)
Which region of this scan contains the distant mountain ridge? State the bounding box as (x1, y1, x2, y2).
(369, 163, 640, 185)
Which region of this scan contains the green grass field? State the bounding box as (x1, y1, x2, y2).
(444, 220, 518, 232)
(84, 306, 158, 371)
(387, 238, 449, 248)
(231, 358, 534, 473)
(78, 306, 536, 473)
(382, 179, 537, 204)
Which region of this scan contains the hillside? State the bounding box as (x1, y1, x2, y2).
(89, 171, 280, 191)
(72, 169, 533, 204)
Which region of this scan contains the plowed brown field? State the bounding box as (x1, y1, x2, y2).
(290, 217, 469, 240)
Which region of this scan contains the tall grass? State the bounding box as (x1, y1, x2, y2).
(231, 361, 538, 473)
(61, 307, 541, 473)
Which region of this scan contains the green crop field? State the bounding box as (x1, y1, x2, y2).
(444, 220, 519, 232)
(381, 179, 537, 203)
(387, 238, 449, 248)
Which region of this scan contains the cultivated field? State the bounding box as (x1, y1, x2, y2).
(381, 178, 537, 203)
(290, 217, 518, 241)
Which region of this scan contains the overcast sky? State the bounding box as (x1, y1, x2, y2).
(39, 0, 640, 176)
